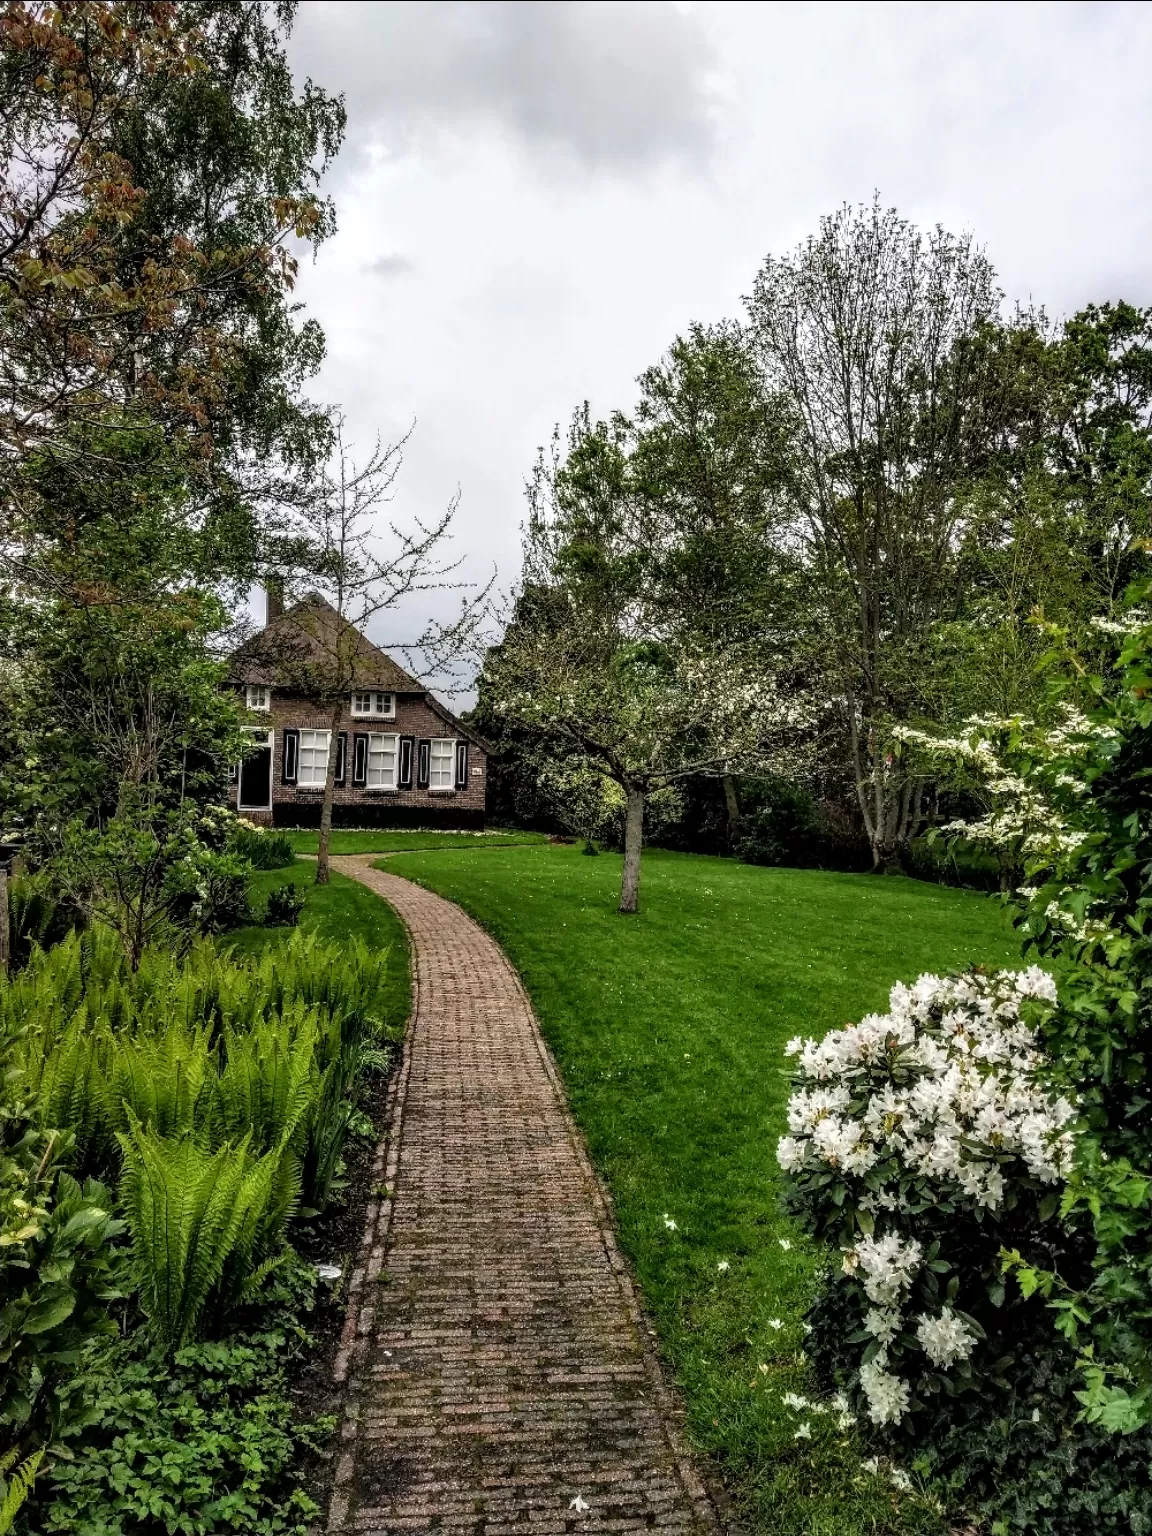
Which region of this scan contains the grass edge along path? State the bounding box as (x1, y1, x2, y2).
(284, 827, 549, 857)
(376, 843, 1021, 1536)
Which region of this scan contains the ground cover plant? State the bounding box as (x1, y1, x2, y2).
(379, 841, 1017, 1535)
(283, 828, 548, 856)
(0, 881, 408, 1534)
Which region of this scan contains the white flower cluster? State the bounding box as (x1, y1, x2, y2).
(778, 967, 1077, 1425)
(779, 968, 1073, 1208)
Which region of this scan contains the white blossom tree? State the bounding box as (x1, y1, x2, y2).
(483, 409, 813, 913)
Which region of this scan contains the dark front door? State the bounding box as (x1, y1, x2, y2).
(238, 733, 273, 809)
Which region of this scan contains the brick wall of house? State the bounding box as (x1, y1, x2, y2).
(236, 691, 487, 828)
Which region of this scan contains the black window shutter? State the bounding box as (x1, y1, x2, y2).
(399, 735, 414, 789)
(282, 728, 299, 785)
(335, 732, 347, 787)
(352, 732, 369, 787)
(455, 741, 468, 789)
(416, 738, 431, 789)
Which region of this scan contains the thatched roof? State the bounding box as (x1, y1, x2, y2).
(228, 594, 423, 692)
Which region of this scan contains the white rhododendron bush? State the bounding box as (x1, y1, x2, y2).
(777, 967, 1078, 1427)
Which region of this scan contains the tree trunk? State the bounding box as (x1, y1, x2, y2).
(722, 774, 742, 851)
(873, 837, 905, 875)
(315, 701, 343, 886)
(618, 785, 645, 915)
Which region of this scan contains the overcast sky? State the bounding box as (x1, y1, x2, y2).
(283, 0, 1152, 698)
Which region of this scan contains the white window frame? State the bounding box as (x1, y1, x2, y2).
(297, 728, 330, 787)
(366, 732, 400, 791)
(245, 684, 271, 712)
(429, 737, 456, 791)
(351, 690, 395, 719)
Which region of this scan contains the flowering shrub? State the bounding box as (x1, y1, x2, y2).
(778, 967, 1079, 1427)
(896, 603, 1152, 1430)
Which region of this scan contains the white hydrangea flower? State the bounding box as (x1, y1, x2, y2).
(778, 966, 1078, 1421)
(864, 1307, 901, 1344)
(853, 1233, 922, 1307)
(776, 969, 1075, 1210)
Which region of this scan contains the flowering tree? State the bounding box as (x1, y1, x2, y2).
(779, 967, 1076, 1427)
(489, 619, 808, 911)
(483, 408, 813, 911)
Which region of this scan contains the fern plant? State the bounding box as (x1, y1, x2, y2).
(117, 1117, 300, 1350)
(4, 923, 397, 1351)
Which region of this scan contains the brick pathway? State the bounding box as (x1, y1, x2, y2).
(327, 855, 719, 1536)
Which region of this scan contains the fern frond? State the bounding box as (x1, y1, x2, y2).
(0, 1447, 43, 1536)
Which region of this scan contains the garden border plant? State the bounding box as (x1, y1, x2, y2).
(774, 595, 1152, 1533)
(0, 904, 406, 1534)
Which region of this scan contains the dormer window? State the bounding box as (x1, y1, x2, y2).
(246, 684, 271, 712)
(351, 690, 395, 719)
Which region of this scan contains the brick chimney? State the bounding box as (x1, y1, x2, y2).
(264, 576, 284, 626)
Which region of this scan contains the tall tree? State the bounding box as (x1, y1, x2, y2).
(628, 321, 806, 842)
(0, 1, 344, 603)
(747, 199, 1005, 870)
(0, 2, 344, 895)
(928, 303, 1152, 724)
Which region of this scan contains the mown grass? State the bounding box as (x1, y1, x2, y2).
(283, 828, 549, 856)
(380, 843, 1021, 1535)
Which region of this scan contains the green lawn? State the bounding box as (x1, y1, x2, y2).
(283, 828, 549, 856)
(379, 843, 1021, 1535)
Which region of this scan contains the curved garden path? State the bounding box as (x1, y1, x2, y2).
(327, 853, 719, 1536)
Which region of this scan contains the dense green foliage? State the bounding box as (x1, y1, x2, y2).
(382, 842, 1016, 1534)
(905, 607, 1152, 1431)
(41, 1271, 330, 1536)
(0, 1131, 125, 1446)
(0, 884, 407, 1530)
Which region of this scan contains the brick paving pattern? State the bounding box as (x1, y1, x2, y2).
(327, 855, 719, 1536)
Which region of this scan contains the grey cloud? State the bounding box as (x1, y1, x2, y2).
(290, 1, 717, 168)
(364, 252, 414, 277)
